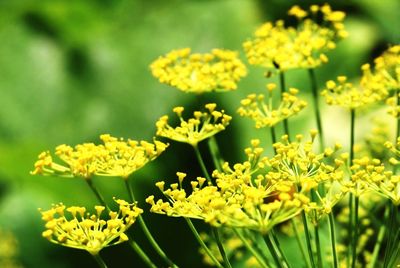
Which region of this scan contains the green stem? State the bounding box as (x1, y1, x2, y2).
(351, 196, 359, 268)
(314, 223, 322, 268)
(308, 68, 325, 152)
(347, 108, 355, 268)
(185, 218, 223, 268)
(212, 228, 232, 268)
(383, 202, 397, 267)
(301, 210, 316, 268)
(270, 126, 277, 154)
(128, 238, 158, 268)
(92, 253, 108, 268)
(193, 145, 212, 184)
(270, 230, 291, 268)
(368, 205, 389, 268)
(292, 218, 312, 268)
(279, 71, 290, 140)
(328, 212, 339, 268)
(85, 179, 110, 210)
(263, 234, 283, 268)
(208, 136, 223, 171)
(85, 179, 157, 268)
(124, 180, 178, 268)
(233, 229, 268, 268)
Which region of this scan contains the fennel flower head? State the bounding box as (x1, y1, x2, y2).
(32, 134, 168, 180)
(147, 140, 310, 234)
(321, 75, 387, 110)
(243, 4, 348, 72)
(40, 199, 143, 255)
(156, 103, 232, 147)
(237, 83, 307, 128)
(150, 48, 247, 93)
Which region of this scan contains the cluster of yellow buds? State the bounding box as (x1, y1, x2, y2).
(237, 83, 307, 128)
(156, 103, 232, 147)
(32, 134, 168, 179)
(321, 75, 387, 109)
(243, 4, 347, 71)
(39, 199, 143, 255)
(384, 137, 400, 165)
(150, 48, 247, 93)
(147, 140, 310, 233)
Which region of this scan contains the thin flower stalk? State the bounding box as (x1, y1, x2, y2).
(308, 68, 325, 152)
(328, 212, 339, 268)
(234, 229, 268, 268)
(92, 254, 108, 268)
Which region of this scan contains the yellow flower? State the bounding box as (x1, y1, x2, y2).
(243, 4, 347, 71)
(156, 103, 232, 147)
(237, 83, 307, 128)
(39, 199, 143, 255)
(321, 75, 387, 109)
(32, 134, 168, 179)
(150, 48, 247, 93)
(147, 140, 309, 233)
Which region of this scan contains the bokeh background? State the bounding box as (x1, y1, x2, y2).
(0, 0, 399, 267)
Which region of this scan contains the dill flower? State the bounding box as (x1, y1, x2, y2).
(150, 48, 247, 93)
(243, 4, 347, 71)
(237, 83, 307, 128)
(31, 134, 168, 180)
(147, 140, 310, 233)
(321, 75, 387, 109)
(156, 103, 232, 147)
(39, 199, 143, 255)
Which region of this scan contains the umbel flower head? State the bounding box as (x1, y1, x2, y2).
(237, 83, 307, 128)
(32, 134, 168, 180)
(39, 199, 143, 255)
(321, 75, 387, 109)
(147, 140, 310, 233)
(243, 4, 347, 71)
(150, 48, 247, 93)
(156, 103, 232, 147)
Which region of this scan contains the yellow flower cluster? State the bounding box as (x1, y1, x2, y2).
(362, 45, 400, 92)
(321, 75, 386, 109)
(237, 83, 307, 128)
(150, 48, 247, 93)
(40, 199, 142, 255)
(147, 140, 311, 233)
(243, 4, 347, 71)
(156, 103, 232, 147)
(267, 132, 347, 221)
(386, 91, 400, 117)
(32, 134, 168, 180)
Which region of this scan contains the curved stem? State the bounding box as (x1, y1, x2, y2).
(85, 179, 110, 211)
(193, 145, 212, 184)
(208, 136, 223, 171)
(328, 212, 339, 268)
(263, 233, 283, 268)
(292, 218, 311, 268)
(124, 180, 178, 268)
(92, 253, 108, 268)
(233, 228, 268, 268)
(368, 205, 389, 268)
(85, 179, 157, 268)
(279, 71, 290, 141)
(212, 228, 232, 268)
(308, 68, 325, 152)
(270, 230, 291, 268)
(185, 218, 223, 268)
(128, 238, 158, 268)
(301, 210, 316, 268)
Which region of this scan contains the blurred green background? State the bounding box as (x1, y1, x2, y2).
(0, 0, 398, 267)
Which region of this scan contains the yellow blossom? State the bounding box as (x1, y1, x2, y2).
(150, 48, 247, 93)
(156, 103, 231, 147)
(39, 199, 142, 255)
(31, 135, 168, 179)
(147, 141, 310, 233)
(243, 4, 347, 71)
(237, 84, 307, 128)
(321, 75, 387, 109)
